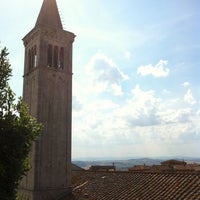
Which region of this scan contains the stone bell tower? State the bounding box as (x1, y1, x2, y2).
(20, 0, 75, 199)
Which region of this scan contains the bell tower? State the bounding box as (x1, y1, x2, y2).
(20, 0, 75, 199)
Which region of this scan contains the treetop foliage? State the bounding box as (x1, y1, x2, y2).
(0, 47, 43, 200)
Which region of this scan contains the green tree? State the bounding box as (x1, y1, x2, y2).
(0, 47, 42, 199)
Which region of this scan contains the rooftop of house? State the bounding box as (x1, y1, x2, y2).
(89, 165, 116, 172)
(71, 170, 200, 199)
(72, 163, 85, 171)
(161, 159, 187, 166)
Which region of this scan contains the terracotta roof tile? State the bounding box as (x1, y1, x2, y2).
(72, 171, 200, 199)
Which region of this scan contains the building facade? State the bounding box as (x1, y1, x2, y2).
(20, 0, 75, 199)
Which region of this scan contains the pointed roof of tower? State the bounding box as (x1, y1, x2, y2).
(35, 0, 63, 29)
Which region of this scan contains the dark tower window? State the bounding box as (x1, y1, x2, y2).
(47, 44, 53, 67)
(28, 45, 37, 71)
(54, 46, 58, 68)
(59, 47, 64, 69)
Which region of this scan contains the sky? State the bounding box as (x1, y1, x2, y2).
(0, 0, 200, 159)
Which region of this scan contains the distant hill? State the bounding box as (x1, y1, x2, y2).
(72, 157, 200, 171)
(73, 158, 162, 171)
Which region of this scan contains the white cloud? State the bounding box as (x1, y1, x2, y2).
(73, 72, 197, 154)
(182, 81, 190, 87)
(110, 85, 161, 128)
(72, 96, 83, 112)
(163, 89, 171, 94)
(86, 53, 129, 95)
(158, 108, 192, 124)
(184, 89, 196, 105)
(72, 63, 199, 158)
(137, 60, 170, 77)
(124, 50, 132, 59)
(72, 82, 200, 158)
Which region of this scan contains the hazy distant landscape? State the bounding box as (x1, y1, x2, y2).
(73, 157, 200, 171)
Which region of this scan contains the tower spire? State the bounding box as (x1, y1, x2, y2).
(35, 0, 63, 29)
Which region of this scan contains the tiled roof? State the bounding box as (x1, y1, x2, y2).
(89, 165, 116, 171)
(72, 163, 85, 171)
(72, 171, 200, 199)
(161, 159, 187, 166)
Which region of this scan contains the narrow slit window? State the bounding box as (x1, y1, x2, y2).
(31, 48, 34, 69)
(34, 45, 37, 67)
(54, 46, 58, 68)
(47, 44, 53, 67)
(59, 47, 64, 69)
(28, 49, 31, 71)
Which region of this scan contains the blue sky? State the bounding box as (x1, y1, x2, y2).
(0, 0, 199, 159)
